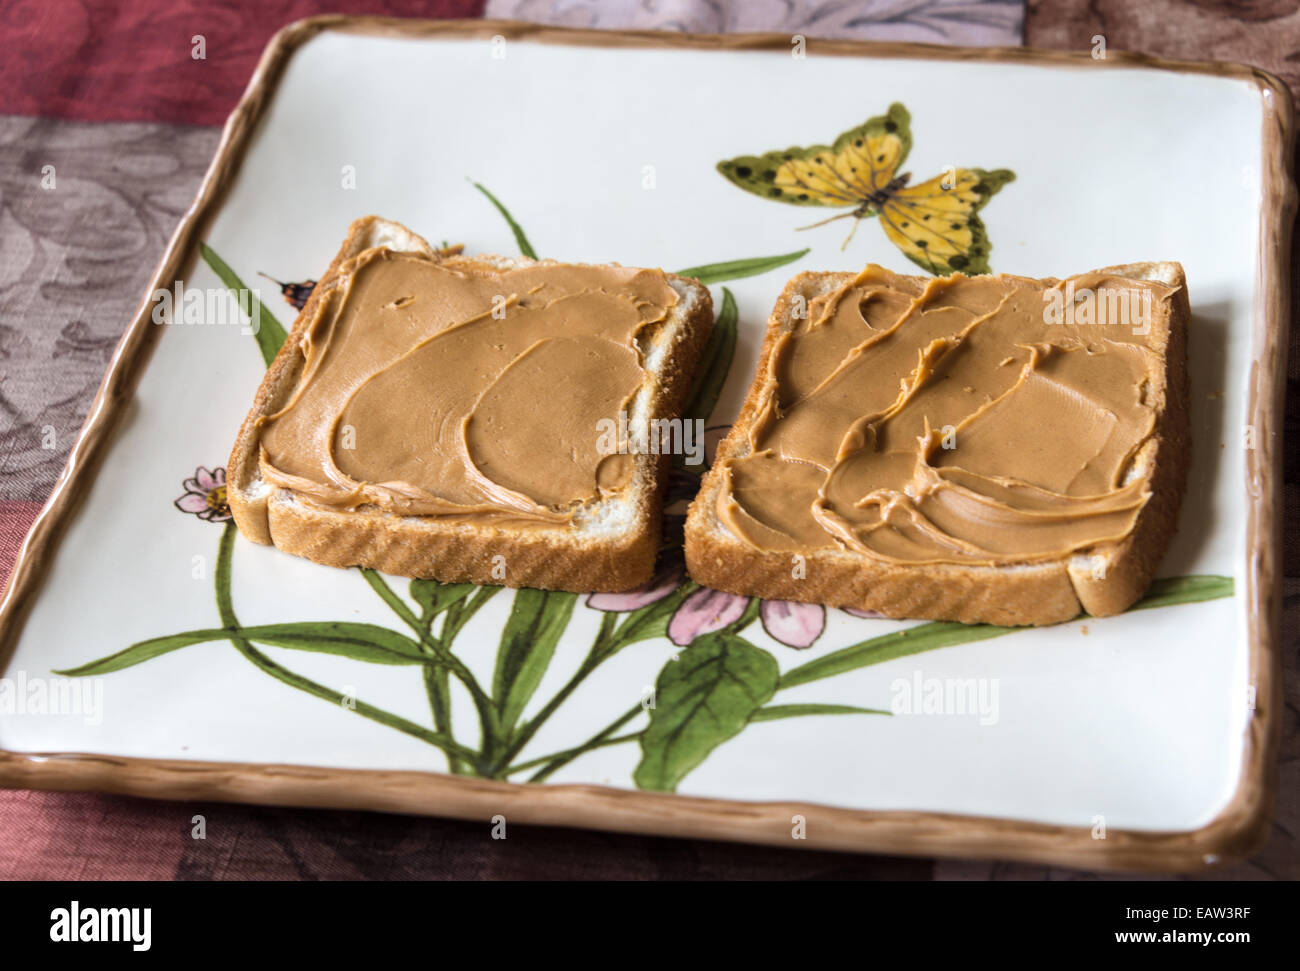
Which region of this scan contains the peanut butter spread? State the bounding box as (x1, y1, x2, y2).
(715, 265, 1177, 565)
(255, 247, 679, 523)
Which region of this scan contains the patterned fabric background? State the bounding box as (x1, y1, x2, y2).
(483, 0, 1024, 45)
(0, 0, 1295, 880)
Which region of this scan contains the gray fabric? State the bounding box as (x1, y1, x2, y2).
(484, 0, 1025, 45)
(0, 116, 219, 501)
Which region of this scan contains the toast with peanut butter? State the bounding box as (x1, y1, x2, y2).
(685, 263, 1189, 626)
(228, 216, 713, 591)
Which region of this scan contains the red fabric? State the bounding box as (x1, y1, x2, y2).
(0, 0, 485, 127)
(1, 790, 186, 880)
(0, 502, 43, 590)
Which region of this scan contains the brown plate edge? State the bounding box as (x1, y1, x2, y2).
(0, 16, 1292, 874)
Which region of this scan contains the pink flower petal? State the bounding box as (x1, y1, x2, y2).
(213, 467, 226, 486)
(175, 492, 210, 514)
(761, 599, 826, 649)
(194, 466, 218, 492)
(182, 477, 200, 494)
(588, 563, 682, 612)
(842, 606, 885, 619)
(668, 588, 748, 646)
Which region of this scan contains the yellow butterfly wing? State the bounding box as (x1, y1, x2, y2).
(877, 168, 1015, 276)
(718, 104, 1016, 276)
(717, 103, 912, 208)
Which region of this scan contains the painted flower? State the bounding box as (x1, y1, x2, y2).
(174, 466, 231, 522)
(586, 559, 684, 612)
(589, 561, 828, 649)
(841, 606, 885, 619)
(587, 424, 829, 649)
(760, 598, 826, 648)
(586, 516, 686, 612)
(664, 588, 826, 650)
(667, 588, 750, 646)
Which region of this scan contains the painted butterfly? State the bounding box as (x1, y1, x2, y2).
(259, 244, 462, 312)
(717, 103, 1014, 276)
(258, 273, 316, 310)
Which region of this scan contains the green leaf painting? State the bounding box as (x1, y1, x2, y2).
(751, 703, 890, 722)
(681, 286, 737, 425)
(470, 180, 539, 260)
(493, 589, 578, 735)
(675, 249, 809, 285)
(56, 622, 427, 677)
(1125, 574, 1234, 611)
(199, 243, 288, 365)
(634, 633, 779, 792)
(780, 622, 1017, 691)
(410, 579, 476, 621)
(70, 181, 1236, 794)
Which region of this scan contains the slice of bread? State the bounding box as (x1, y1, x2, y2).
(228, 216, 713, 592)
(684, 263, 1190, 627)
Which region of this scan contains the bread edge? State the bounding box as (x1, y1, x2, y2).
(683, 263, 1190, 627)
(227, 215, 714, 592)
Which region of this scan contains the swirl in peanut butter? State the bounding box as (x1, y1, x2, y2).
(716, 265, 1177, 565)
(255, 248, 677, 522)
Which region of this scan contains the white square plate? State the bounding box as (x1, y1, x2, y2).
(0, 18, 1290, 870)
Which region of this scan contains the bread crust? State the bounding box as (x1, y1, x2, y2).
(228, 216, 713, 592)
(684, 264, 1190, 627)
